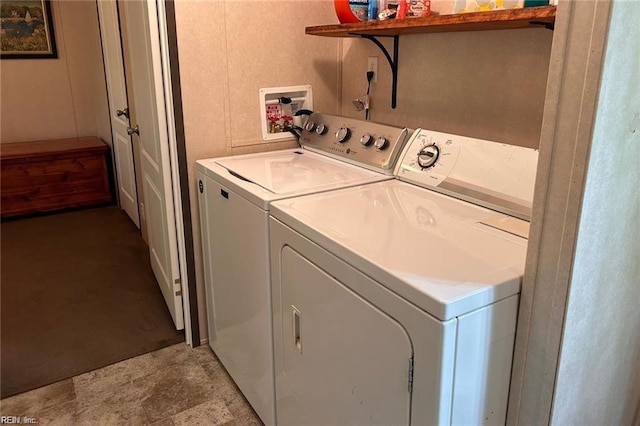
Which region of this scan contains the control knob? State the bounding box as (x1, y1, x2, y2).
(360, 133, 373, 146)
(304, 121, 317, 132)
(315, 124, 328, 135)
(417, 144, 440, 169)
(374, 137, 388, 150)
(336, 127, 351, 143)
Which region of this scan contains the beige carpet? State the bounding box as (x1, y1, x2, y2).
(1, 206, 184, 398)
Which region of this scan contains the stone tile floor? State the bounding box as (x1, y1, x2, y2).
(0, 343, 264, 425)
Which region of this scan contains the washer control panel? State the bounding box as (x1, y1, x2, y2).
(300, 113, 410, 174)
(396, 128, 539, 220)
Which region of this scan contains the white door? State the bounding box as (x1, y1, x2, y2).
(122, 0, 184, 330)
(97, 0, 139, 228)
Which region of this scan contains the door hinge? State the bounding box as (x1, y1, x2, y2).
(408, 357, 414, 393)
(174, 278, 182, 296)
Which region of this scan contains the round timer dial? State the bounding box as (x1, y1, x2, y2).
(417, 144, 440, 169)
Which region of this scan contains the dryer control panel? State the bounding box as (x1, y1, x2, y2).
(299, 113, 409, 174)
(396, 129, 539, 220)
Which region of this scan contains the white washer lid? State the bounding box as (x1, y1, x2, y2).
(196, 149, 389, 210)
(270, 179, 528, 320)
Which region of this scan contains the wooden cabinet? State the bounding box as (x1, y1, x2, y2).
(1, 137, 114, 218)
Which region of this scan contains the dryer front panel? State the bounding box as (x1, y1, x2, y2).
(271, 217, 456, 426)
(278, 246, 413, 425)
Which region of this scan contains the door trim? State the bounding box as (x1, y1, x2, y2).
(162, 0, 200, 346)
(506, 0, 613, 423)
(144, 0, 189, 339)
(96, 0, 199, 347)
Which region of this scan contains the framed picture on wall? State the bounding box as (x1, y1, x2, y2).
(0, 0, 57, 59)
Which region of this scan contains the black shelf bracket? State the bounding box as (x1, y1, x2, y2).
(358, 34, 399, 109)
(530, 20, 554, 30)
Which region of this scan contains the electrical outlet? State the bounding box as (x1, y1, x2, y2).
(367, 56, 378, 83)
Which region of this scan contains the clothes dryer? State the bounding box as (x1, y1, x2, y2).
(269, 128, 538, 425)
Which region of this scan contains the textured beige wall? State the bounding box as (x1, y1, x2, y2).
(506, 1, 640, 423)
(551, 1, 640, 423)
(176, 0, 553, 342)
(173, 0, 341, 341)
(340, 28, 553, 148)
(0, 1, 110, 145)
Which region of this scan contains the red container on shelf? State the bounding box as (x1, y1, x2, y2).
(334, 0, 369, 23)
(408, 0, 430, 17)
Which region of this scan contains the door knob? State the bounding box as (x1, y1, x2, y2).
(116, 107, 129, 118)
(127, 125, 140, 136)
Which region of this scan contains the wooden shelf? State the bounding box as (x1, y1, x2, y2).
(306, 6, 556, 37)
(305, 6, 555, 109)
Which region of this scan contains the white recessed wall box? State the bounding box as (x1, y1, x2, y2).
(260, 85, 313, 141)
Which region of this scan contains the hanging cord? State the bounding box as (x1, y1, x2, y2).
(365, 70, 374, 121)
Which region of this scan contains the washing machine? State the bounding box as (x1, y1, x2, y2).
(196, 113, 410, 426)
(269, 128, 539, 425)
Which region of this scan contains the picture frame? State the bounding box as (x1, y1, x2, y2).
(0, 0, 57, 59)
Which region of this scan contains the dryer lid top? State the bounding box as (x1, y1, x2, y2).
(270, 179, 528, 320)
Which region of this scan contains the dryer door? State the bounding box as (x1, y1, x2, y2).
(277, 246, 413, 425)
